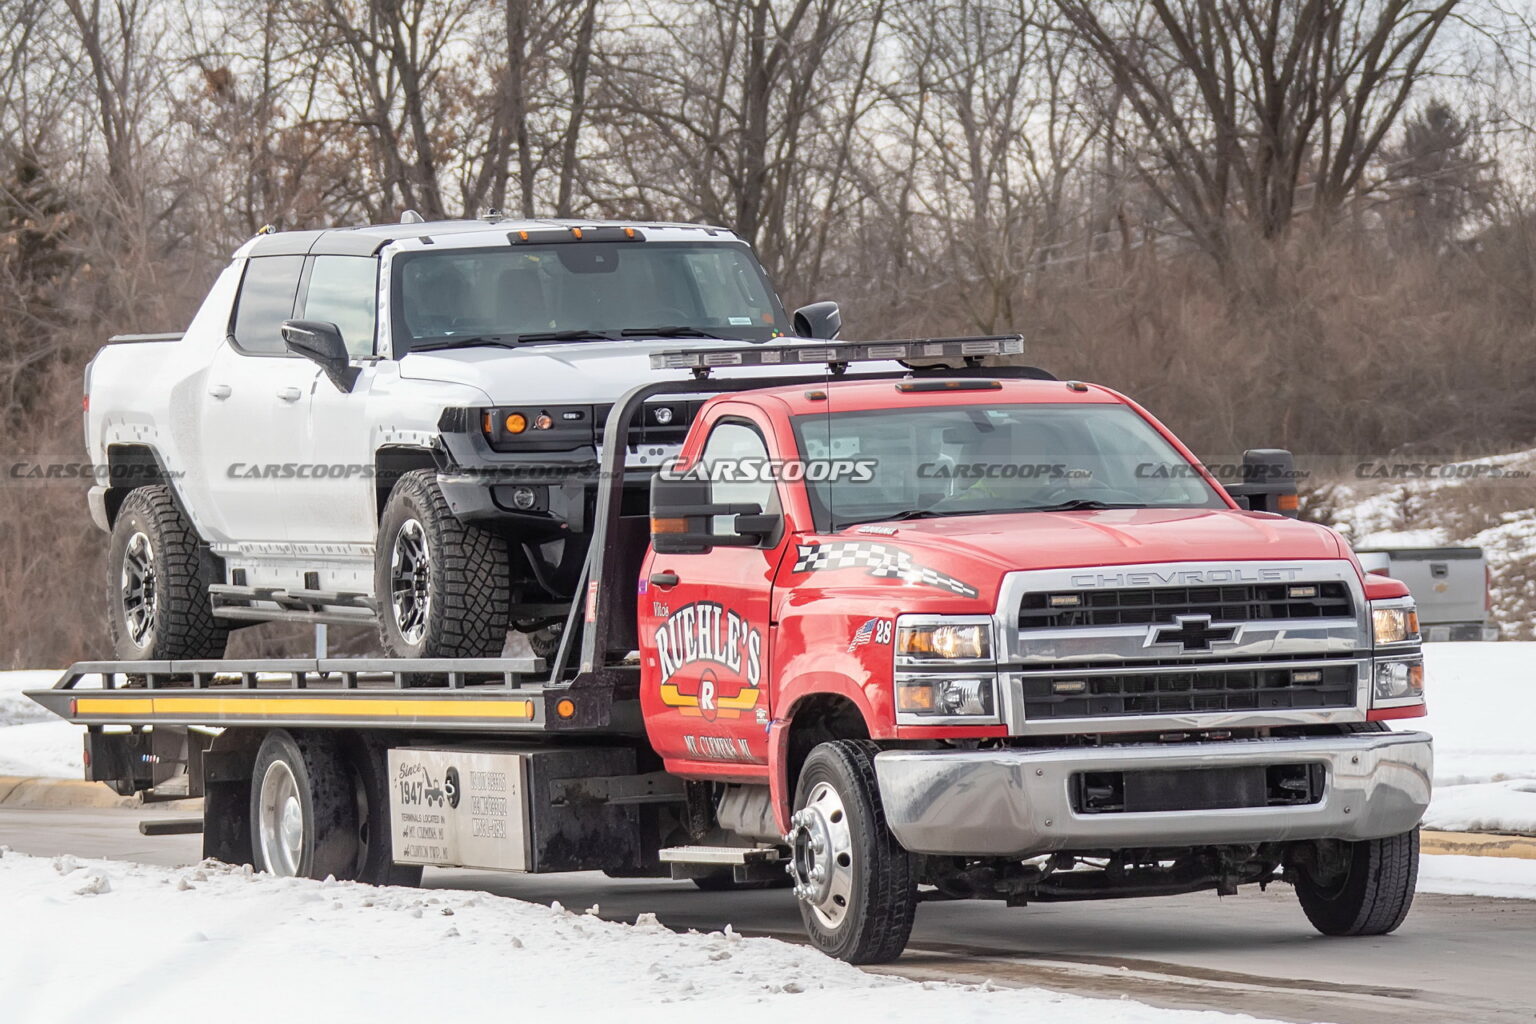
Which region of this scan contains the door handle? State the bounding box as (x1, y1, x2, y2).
(276, 387, 303, 402)
(208, 384, 232, 399)
(649, 571, 680, 588)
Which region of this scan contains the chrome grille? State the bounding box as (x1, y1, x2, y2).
(1020, 663, 1358, 720)
(1018, 582, 1352, 631)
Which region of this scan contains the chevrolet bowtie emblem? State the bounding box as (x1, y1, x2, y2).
(1147, 614, 1239, 651)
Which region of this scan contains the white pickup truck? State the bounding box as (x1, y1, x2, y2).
(85, 218, 847, 661)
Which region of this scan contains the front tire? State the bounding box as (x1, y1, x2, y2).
(375, 470, 510, 660)
(787, 740, 916, 964)
(250, 730, 359, 880)
(107, 485, 228, 661)
(1293, 829, 1420, 936)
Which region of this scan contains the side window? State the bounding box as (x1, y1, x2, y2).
(700, 420, 779, 536)
(231, 255, 305, 355)
(302, 255, 379, 358)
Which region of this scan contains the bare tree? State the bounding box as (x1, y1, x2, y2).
(1055, 0, 1462, 259)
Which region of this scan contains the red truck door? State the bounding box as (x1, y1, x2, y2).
(639, 410, 788, 778)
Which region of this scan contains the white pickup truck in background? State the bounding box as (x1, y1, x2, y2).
(1356, 546, 1497, 641)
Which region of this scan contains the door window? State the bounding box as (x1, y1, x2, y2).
(302, 255, 379, 357)
(231, 255, 304, 355)
(699, 420, 779, 536)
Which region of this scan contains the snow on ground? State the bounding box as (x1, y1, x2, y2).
(0, 850, 1300, 1024)
(0, 670, 85, 778)
(1419, 643, 1536, 833)
(1416, 854, 1536, 900)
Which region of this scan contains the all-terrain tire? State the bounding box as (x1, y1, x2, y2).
(249, 730, 360, 880)
(792, 740, 917, 964)
(1294, 829, 1420, 936)
(375, 470, 510, 661)
(107, 484, 228, 660)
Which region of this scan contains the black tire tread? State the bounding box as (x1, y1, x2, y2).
(249, 730, 359, 881)
(1296, 829, 1419, 936)
(376, 470, 510, 659)
(108, 485, 228, 660)
(797, 739, 916, 964)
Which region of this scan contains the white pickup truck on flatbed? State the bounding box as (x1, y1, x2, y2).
(85, 218, 850, 662)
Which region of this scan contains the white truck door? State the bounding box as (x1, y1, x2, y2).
(195, 255, 316, 546)
(290, 254, 384, 547)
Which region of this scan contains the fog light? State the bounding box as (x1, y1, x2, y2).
(654, 406, 674, 425)
(511, 486, 537, 510)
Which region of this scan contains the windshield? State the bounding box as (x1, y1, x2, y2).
(390, 241, 786, 353)
(792, 402, 1225, 531)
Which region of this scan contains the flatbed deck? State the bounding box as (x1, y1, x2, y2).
(26, 657, 639, 733)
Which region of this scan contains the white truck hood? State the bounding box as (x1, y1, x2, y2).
(397, 337, 869, 402)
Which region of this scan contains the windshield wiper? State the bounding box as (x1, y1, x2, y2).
(1027, 499, 1149, 512)
(513, 330, 616, 343)
(618, 326, 723, 339)
(410, 330, 614, 352)
(833, 508, 948, 530)
(409, 335, 520, 352)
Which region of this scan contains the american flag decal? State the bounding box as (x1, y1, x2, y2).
(848, 618, 878, 652)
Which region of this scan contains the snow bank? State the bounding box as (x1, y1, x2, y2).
(1420, 643, 1536, 833)
(0, 850, 1295, 1024)
(1417, 854, 1536, 901)
(0, 670, 85, 778)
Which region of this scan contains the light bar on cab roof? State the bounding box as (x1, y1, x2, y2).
(649, 335, 1025, 373)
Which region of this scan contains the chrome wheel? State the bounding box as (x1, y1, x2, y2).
(787, 780, 856, 929)
(257, 759, 305, 876)
(389, 518, 432, 645)
(119, 531, 157, 647)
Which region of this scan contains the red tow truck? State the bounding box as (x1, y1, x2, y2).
(29, 339, 1432, 964)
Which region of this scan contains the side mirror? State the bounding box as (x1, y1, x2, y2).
(792, 301, 842, 340)
(282, 319, 359, 392)
(1226, 448, 1299, 517)
(650, 474, 780, 554)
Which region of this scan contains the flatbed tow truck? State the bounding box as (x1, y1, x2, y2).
(29, 338, 1433, 964)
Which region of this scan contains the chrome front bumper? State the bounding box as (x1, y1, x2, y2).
(873, 731, 1432, 857)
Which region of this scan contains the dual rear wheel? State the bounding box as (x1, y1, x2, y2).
(249, 730, 422, 886)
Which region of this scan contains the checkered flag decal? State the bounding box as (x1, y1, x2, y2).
(792, 542, 978, 598)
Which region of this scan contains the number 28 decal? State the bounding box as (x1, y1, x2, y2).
(848, 617, 892, 652)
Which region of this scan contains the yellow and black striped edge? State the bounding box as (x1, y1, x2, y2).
(36, 691, 539, 730)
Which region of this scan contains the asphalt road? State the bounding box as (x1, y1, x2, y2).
(2, 806, 1532, 1024)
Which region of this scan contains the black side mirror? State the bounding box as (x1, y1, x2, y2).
(1226, 448, 1299, 517)
(650, 474, 780, 554)
(792, 301, 842, 340)
(282, 320, 359, 392)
